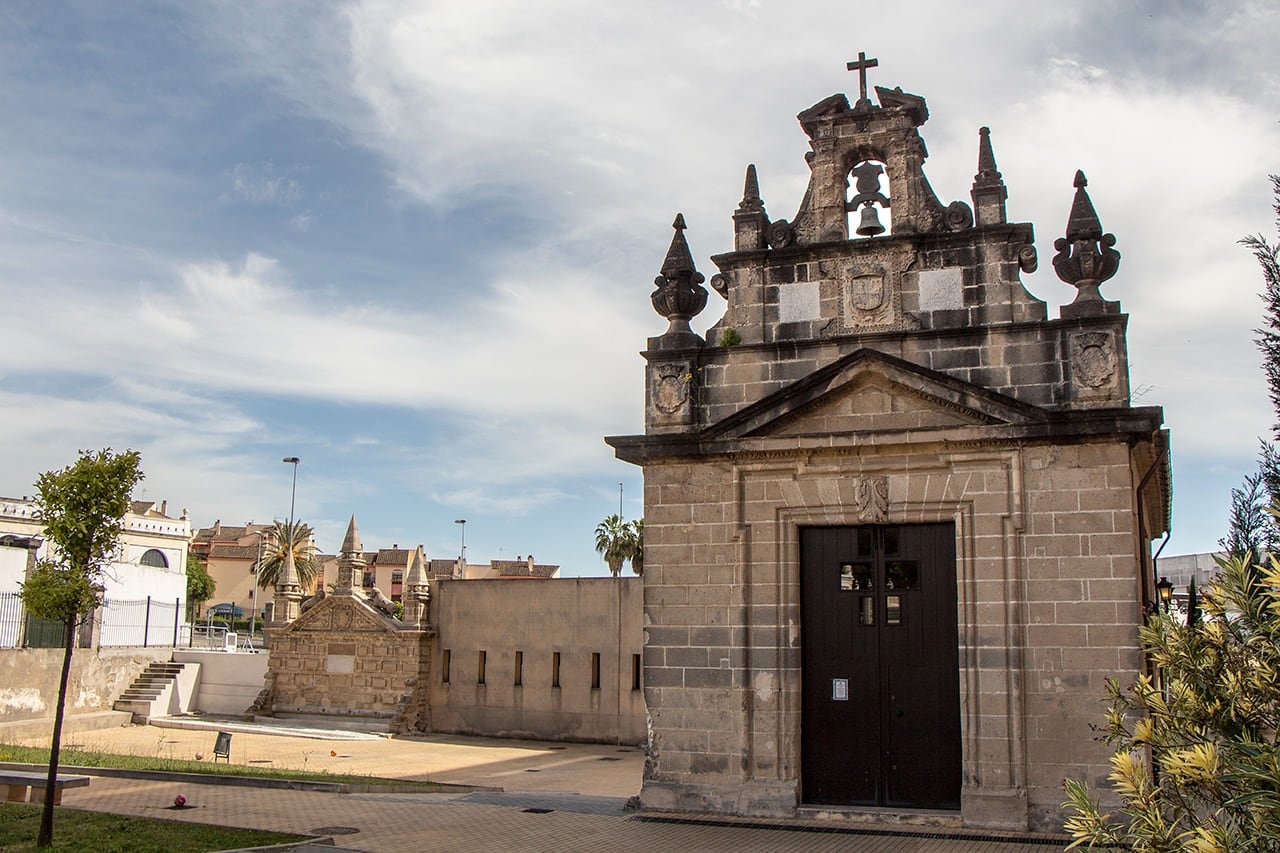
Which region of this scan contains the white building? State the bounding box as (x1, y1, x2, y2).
(0, 497, 192, 647)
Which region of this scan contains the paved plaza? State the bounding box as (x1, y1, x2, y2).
(7, 719, 1069, 852)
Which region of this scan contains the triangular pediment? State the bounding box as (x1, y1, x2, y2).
(277, 593, 400, 636)
(710, 349, 1046, 441)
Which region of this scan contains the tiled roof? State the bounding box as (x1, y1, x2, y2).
(372, 549, 413, 566)
(208, 543, 259, 560)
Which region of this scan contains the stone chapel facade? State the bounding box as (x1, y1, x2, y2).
(607, 69, 1170, 830)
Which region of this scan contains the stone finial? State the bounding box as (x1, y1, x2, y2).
(272, 547, 303, 624)
(733, 165, 770, 253)
(1053, 170, 1121, 317)
(970, 127, 1008, 226)
(403, 547, 430, 627)
(340, 514, 362, 555)
(974, 127, 1002, 184)
(333, 514, 366, 595)
(650, 214, 708, 348)
(737, 165, 763, 213)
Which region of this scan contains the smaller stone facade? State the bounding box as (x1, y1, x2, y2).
(259, 518, 638, 743)
(263, 593, 432, 733)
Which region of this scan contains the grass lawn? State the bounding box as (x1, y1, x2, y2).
(0, 802, 308, 852)
(0, 742, 442, 789)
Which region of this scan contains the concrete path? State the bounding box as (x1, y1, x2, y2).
(7, 720, 1068, 852)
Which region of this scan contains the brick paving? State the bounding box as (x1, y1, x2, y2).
(13, 720, 1067, 852)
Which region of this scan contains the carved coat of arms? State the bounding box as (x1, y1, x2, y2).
(652, 363, 692, 414)
(1070, 332, 1117, 389)
(848, 274, 885, 311)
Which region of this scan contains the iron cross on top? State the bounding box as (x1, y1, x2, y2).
(846, 51, 878, 106)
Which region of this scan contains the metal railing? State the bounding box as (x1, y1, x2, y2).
(0, 592, 195, 650)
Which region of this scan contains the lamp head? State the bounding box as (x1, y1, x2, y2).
(1156, 576, 1174, 603)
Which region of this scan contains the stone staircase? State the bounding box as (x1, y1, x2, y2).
(113, 660, 197, 722)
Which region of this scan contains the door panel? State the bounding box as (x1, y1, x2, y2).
(800, 523, 960, 810)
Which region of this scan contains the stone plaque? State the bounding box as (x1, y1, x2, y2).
(326, 654, 355, 673)
(778, 281, 821, 323)
(917, 268, 964, 311)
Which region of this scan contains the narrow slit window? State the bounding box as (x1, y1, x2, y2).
(442, 649, 451, 684)
(552, 652, 561, 688)
(477, 650, 487, 685)
(514, 650, 523, 687)
(632, 653, 642, 691)
(591, 652, 601, 690)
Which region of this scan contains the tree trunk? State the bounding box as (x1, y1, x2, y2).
(37, 613, 76, 848)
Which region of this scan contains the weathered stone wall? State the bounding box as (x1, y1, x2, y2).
(636, 439, 1145, 829)
(264, 595, 430, 733)
(428, 578, 645, 744)
(0, 647, 170, 723)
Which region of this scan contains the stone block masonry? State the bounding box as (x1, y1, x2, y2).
(608, 60, 1169, 832)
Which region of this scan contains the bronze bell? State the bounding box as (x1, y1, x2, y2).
(855, 204, 885, 237)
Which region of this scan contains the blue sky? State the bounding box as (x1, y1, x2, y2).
(0, 1, 1277, 574)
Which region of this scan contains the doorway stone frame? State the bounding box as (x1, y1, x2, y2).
(732, 446, 1031, 829)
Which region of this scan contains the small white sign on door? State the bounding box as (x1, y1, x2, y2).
(832, 678, 849, 701)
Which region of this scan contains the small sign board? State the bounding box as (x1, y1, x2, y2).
(213, 731, 232, 763)
(832, 678, 849, 701)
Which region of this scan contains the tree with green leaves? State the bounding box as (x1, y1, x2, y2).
(252, 519, 319, 591)
(185, 552, 215, 620)
(627, 518, 644, 576)
(1225, 176, 1280, 556)
(1064, 552, 1280, 851)
(21, 448, 143, 848)
(595, 514, 629, 577)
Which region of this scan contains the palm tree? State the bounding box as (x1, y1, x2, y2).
(254, 519, 319, 590)
(595, 514, 629, 577)
(627, 519, 644, 576)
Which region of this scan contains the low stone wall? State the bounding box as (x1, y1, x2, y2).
(428, 577, 645, 744)
(0, 647, 170, 724)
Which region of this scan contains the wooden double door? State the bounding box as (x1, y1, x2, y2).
(800, 524, 961, 810)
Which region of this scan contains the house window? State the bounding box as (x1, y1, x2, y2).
(140, 549, 168, 568)
(477, 650, 486, 685)
(514, 651, 523, 687)
(391, 571, 403, 585)
(632, 653, 642, 691)
(441, 649, 451, 684)
(591, 652, 601, 690)
(552, 652, 561, 689)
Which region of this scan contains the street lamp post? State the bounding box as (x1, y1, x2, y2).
(283, 457, 300, 530)
(455, 519, 466, 564)
(1156, 576, 1174, 613)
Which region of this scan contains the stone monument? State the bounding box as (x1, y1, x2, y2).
(607, 56, 1170, 831)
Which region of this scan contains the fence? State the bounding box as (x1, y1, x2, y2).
(0, 592, 193, 650)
